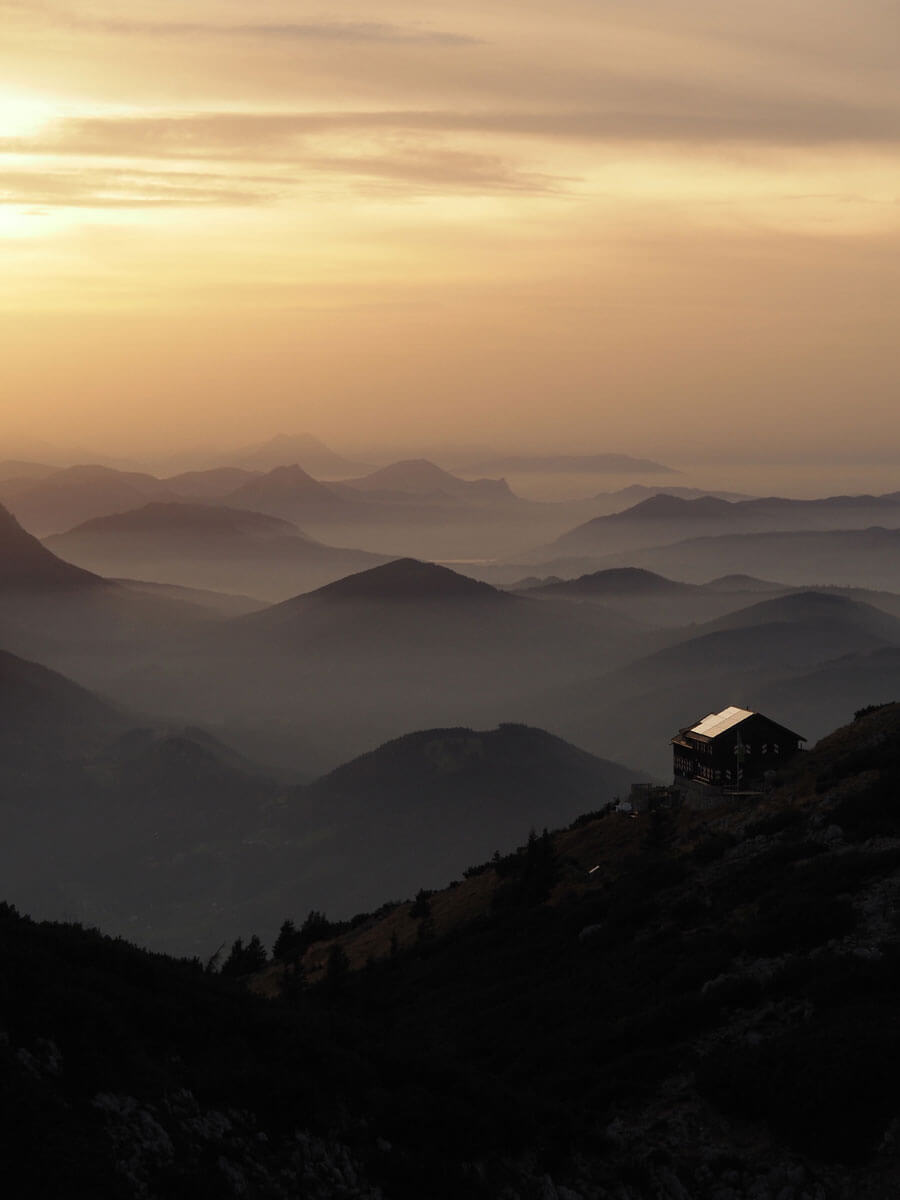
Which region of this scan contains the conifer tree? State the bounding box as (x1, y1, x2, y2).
(273, 919, 299, 961)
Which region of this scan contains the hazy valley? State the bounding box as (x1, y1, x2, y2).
(3, 433, 900, 1199)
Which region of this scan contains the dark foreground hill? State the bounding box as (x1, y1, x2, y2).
(4, 705, 900, 1198)
(261, 723, 647, 922)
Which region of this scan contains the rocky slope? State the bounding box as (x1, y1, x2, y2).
(4, 705, 900, 1197)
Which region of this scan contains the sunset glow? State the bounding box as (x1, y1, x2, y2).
(1, 0, 898, 459)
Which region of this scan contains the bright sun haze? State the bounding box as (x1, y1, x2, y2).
(0, 0, 898, 461)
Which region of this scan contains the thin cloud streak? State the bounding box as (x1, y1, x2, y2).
(1, 2, 480, 46)
(0, 167, 282, 208)
(0, 152, 561, 207)
(5, 102, 900, 165)
(77, 19, 479, 46)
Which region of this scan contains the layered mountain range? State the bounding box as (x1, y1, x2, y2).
(547, 491, 900, 558)
(0, 629, 642, 953)
(3, 433, 900, 1199)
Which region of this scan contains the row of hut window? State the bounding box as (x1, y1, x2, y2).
(694, 741, 781, 756)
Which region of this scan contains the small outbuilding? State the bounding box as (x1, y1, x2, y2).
(671, 706, 804, 791)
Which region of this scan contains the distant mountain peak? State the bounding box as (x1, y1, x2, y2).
(343, 458, 514, 499)
(538, 567, 694, 596)
(51, 501, 302, 540)
(700, 588, 900, 641)
(230, 433, 370, 477)
(261, 464, 317, 483)
(362, 458, 458, 485)
(703, 574, 786, 593)
(611, 494, 735, 520)
(224, 463, 345, 507)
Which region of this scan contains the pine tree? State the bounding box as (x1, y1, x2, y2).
(244, 934, 267, 973)
(299, 909, 333, 951)
(220, 937, 245, 977)
(273, 919, 299, 961)
(220, 934, 267, 978)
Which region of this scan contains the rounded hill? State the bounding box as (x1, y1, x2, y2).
(283, 557, 506, 605)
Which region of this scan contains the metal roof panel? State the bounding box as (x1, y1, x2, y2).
(689, 707, 755, 738)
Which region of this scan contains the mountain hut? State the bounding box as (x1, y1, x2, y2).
(671, 706, 805, 797)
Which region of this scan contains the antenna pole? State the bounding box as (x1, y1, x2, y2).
(735, 728, 744, 793)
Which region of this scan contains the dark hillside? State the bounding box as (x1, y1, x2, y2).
(0, 503, 107, 590)
(263, 724, 647, 921)
(5, 706, 900, 1197)
(0, 657, 642, 955)
(263, 705, 900, 1194)
(0, 648, 125, 761)
(0, 905, 376, 1199)
(0, 646, 280, 952)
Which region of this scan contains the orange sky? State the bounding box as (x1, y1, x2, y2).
(1, 1, 898, 460)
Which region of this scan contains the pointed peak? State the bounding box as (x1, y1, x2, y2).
(260, 463, 318, 481)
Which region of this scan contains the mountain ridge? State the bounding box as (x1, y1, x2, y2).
(0, 503, 109, 591)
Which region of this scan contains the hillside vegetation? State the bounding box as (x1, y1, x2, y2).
(3, 706, 900, 1197)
